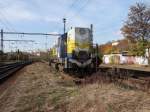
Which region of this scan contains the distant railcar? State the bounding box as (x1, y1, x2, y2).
(49, 26, 101, 72)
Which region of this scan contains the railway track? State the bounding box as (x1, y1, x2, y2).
(49, 63, 150, 91)
(0, 61, 32, 80)
(96, 66, 150, 91)
(61, 66, 150, 91)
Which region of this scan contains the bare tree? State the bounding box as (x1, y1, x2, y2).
(121, 3, 150, 41)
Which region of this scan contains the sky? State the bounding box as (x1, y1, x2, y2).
(0, 0, 149, 52)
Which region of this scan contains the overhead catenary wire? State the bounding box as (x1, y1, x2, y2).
(0, 2, 17, 32)
(47, 0, 78, 34)
(63, 0, 91, 29)
(62, 0, 84, 31)
(0, 10, 16, 31)
(3, 31, 61, 36)
(72, 0, 90, 18)
(0, 11, 16, 32)
(0, 3, 24, 41)
(3, 39, 35, 42)
(63, 0, 82, 18)
(1, 30, 61, 52)
(0, 19, 12, 31)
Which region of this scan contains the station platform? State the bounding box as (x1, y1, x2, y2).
(100, 64, 150, 72)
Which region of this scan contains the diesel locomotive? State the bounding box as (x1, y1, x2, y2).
(49, 25, 101, 72)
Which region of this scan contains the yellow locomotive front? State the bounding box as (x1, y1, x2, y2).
(67, 27, 92, 55)
(66, 27, 96, 69)
(49, 26, 101, 72)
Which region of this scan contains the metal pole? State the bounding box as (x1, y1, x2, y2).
(96, 43, 98, 72)
(0, 29, 3, 61)
(90, 24, 93, 36)
(90, 24, 93, 43)
(1, 29, 3, 53)
(63, 18, 66, 34)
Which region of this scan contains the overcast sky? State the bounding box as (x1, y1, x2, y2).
(0, 0, 149, 52)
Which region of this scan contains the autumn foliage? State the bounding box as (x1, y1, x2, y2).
(99, 39, 129, 55)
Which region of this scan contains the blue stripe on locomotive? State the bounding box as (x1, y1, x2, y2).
(57, 33, 67, 58)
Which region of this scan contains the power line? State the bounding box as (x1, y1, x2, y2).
(73, 0, 90, 18)
(63, 0, 91, 30)
(1, 30, 61, 53)
(69, 0, 83, 11)
(0, 12, 16, 32)
(3, 31, 61, 36)
(0, 2, 17, 31)
(59, 3, 79, 34)
(63, 0, 81, 17)
(4, 39, 35, 42)
(0, 18, 13, 31)
(61, 0, 82, 32)
(70, 0, 81, 9)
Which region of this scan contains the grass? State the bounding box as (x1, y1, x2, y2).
(1, 63, 150, 112)
(107, 104, 113, 112)
(15, 70, 79, 112)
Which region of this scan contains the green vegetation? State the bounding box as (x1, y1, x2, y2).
(130, 40, 149, 56)
(121, 3, 150, 56)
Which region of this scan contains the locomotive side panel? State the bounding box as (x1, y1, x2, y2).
(57, 33, 67, 58)
(67, 28, 75, 57)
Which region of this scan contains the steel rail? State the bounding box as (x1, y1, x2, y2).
(0, 61, 32, 80)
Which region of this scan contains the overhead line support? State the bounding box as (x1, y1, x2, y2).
(1, 29, 3, 53)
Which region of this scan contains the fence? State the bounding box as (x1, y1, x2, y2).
(103, 54, 149, 66)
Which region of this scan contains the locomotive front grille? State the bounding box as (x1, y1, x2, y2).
(77, 51, 90, 63)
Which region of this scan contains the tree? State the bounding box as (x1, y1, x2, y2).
(121, 3, 150, 56)
(129, 40, 148, 56)
(121, 3, 150, 41)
